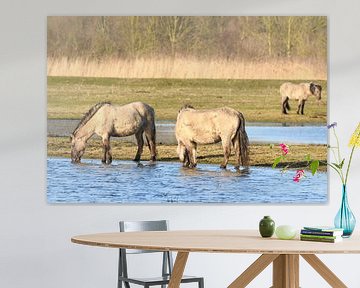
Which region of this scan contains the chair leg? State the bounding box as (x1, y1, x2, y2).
(199, 278, 204, 288)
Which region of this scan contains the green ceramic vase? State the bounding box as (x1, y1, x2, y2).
(259, 216, 275, 237)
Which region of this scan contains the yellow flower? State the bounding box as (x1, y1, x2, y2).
(349, 122, 360, 147)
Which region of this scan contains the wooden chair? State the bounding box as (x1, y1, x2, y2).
(118, 220, 204, 288)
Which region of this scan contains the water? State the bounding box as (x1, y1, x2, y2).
(47, 158, 327, 204)
(48, 119, 327, 145)
(247, 125, 326, 144)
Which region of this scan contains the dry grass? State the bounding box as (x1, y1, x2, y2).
(47, 57, 327, 80)
(48, 136, 327, 170)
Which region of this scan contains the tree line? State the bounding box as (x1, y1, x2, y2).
(47, 16, 327, 61)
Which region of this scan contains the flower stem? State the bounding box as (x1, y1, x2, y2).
(320, 160, 343, 180)
(332, 128, 345, 184)
(344, 130, 360, 185)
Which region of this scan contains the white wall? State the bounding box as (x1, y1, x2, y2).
(1, 0, 360, 287)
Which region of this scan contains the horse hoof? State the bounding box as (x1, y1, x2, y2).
(188, 163, 197, 168)
(220, 165, 227, 169)
(133, 158, 140, 162)
(137, 163, 144, 167)
(234, 166, 240, 170)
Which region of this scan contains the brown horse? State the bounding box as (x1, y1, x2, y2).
(70, 102, 156, 164)
(280, 82, 322, 115)
(175, 105, 249, 169)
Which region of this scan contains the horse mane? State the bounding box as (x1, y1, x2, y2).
(72, 102, 111, 136)
(179, 104, 195, 112)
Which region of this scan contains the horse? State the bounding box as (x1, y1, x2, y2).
(175, 105, 249, 169)
(70, 102, 156, 164)
(280, 82, 322, 115)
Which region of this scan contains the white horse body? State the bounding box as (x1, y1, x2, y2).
(280, 82, 322, 115)
(71, 102, 156, 164)
(175, 106, 249, 169)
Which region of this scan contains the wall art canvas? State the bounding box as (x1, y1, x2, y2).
(47, 16, 328, 203)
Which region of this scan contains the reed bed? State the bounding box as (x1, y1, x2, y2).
(47, 57, 327, 80)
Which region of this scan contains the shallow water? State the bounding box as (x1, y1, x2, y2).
(47, 158, 327, 204)
(48, 119, 327, 144)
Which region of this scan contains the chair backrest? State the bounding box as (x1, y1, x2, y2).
(118, 220, 174, 283)
(119, 220, 169, 254)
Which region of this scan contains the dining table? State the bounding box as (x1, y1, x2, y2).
(71, 229, 360, 288)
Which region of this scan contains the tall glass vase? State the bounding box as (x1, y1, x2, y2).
(334, 185, 356, 237)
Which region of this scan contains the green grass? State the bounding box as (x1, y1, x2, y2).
(47, 77, 327, 123)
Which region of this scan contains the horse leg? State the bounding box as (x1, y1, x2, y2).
(297, 100, 302, 114)
(144, 128, 156, 162)
(102, 136, 112, 164)
(184, 149, 190, 167)
(220, 139, 231, 169)
(186, 142, 197, 168)
(134, 131, 144, 162)
(177, 142, 190, 167)
(282, 97, 289, 114)
(301, 100, 306, 115)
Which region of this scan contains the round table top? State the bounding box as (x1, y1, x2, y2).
(71, 230, 360, 254)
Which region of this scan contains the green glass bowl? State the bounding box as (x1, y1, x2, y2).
(275, 225, 297, 240)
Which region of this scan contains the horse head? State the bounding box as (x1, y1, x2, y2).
(310, 83, 322, 101)
(70, 134, 86, 163)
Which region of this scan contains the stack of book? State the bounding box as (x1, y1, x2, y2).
(300, 226, 344, 243)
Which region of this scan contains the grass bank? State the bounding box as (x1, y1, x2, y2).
(48, 137, 327, 171)
(48, 77, 327, 123)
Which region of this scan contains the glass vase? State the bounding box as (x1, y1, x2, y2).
(334, 185, 356, 237)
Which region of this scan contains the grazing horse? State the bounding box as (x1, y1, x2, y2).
(175, 105, 249, 169)
(280, 82, 322, 115)
(70, 102, 156, 164)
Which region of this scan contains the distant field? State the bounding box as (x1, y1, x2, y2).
(47, 77, 327, 123)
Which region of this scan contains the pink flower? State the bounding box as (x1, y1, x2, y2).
(293, 169, 305, 182)
(279, 143, 289, 155)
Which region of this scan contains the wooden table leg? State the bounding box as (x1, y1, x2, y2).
(168, 251, 189, 288)
(228, 254, 279, 288)
(272, 254, 299, 288)
(301, 254, 347, 288)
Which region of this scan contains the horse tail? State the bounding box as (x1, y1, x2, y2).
(145, 122, 156, 150)
(145, 105, 157, 161)
(237, 112, 249, 167)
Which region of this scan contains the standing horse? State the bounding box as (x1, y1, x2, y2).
(70, 102, 156, 164)
(175, 105, 249, 169)
(280, 82, 322, 115)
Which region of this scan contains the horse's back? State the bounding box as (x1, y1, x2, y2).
(176, 107, 240, 144)
(96, 102, 154, 137)
(280, 82, 309, 100)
